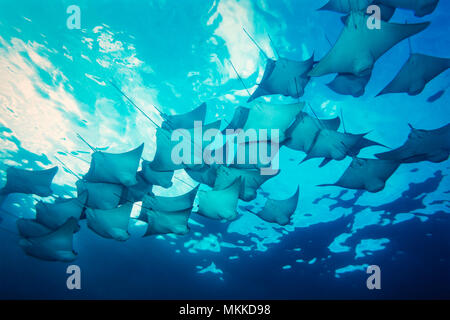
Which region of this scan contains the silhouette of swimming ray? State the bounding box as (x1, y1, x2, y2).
(18, 218, 78, 262)
(151, 120, 221, 172)
(309, 11, 429, 77)
(376, 123, 450, 163)
(319, 158, 400, 193)
(248, 55, 314, 102)
(255, 186, 299, 226)
(327, 70, 372, 97)
(86, 203, 133, 241)
(35, 192, 87, 230)
(0, 166, 58, 197)
(123, 172, 153, 203)
(377, 54, 450, 96)
(214, 166, 279, 202)
(84, 143, 144, 187)
(284, 112, 341, 152)
(185, 165, 218, 188)
(140, 160, 174, 188)
(76, 180, 125, 210)
(142, 207, 192, 237)
(377, 0, 439, 17)
(197, 178, 241, 221)
(17, 219, 53, 238)
(161, 103, 207, 130)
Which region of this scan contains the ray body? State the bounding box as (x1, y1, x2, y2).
(141, 160, 173, 188)
(197, 178, 241, 221)
(319, 0, 373, 13)
(84, 144, 144, 186)
(36, 192, 87, 230)
(376, 124, 450, 163)
(18, 218, 78, 262)
(17, 219, 53, 238)
(319, 158, 400, 192)
(378, 54, 450, 96)
(327, 71, 372, 97)
(0, 167, 58, 197)
(377, 0, 439, 17)
(185, 165, 218, 188)
(162, 103, 207, 130)
(86, 203, 133, 241)
(248, 56, 314, 102)
(123, 172, 153, 203)
(309, 12, 429, 77)
(142, 208, 191, 236)
(255, 186, 299, 225)
(76, 180, 124, 210)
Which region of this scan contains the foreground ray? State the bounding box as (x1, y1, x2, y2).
(377, 54, 450, 96)
(0, 166, 58, 197)
(86, 203, 133, 241)
(319, 158, 400, 193)
(376, 123, 450, 163)
(76, 180, 125, 210)
(327, 71, 372, 97)
(197, 178, 241, 221)
(36, 192, 87, 230)
(248, 56, 314, 102)
(309, 11, 429, 77)
(142, 207, 192, 237)
(18, 218, 79, 262)
(254, 186, 299, 226)
(377, 0, 439, 17)
(84, 143, 144, 186)
(17, 219, 53, 238)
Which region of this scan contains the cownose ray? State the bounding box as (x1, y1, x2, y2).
(253, 186, 299, 226)
(142, 207, 192, 237)
(35, 192, 87, 230)
(86, 202, 133, 241)
(301, 129, 386, 165)
(318, 0, 374, 13)
(184, 165, 218, 188)
(213, 166, 279, 202)
(377, 54, 450, 96)
(18, 217, 79, 262)
(150, 120, 222, 172)
(283, 112, 341, 152)
(377, 0, 439, 17)
(84, 143, 144, 187)
(376, 123, 450, 163)
(319, 157, 400, 193)
(339, 4, 396, 23)
(138, 186, 199, 222)
(223, 102, 305, 142)
(76, 180, 125, 210)
(197, 178, 241, 221)
(0, 166, 58, 197)
(248, 55, 315, 102)
(309, 11, 430, 77)
(327, 70, 373, 97)
(162, 103, 207, 130)
(141, 160, 174, 188)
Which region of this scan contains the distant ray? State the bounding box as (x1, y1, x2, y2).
(284, 112, 341, 151)
(18, 218, 78, 262)
(76, 180, 125, 210)
(86, 203, 133, 241)
(214, 167, 279, 202)
(319, 158, 400, 193)
(377, 0, 439, 17)
(377, 54, 450, 96)
(17, 219, 53, 238)
(376, 123, 450, 163)
(197, 178, 241, 221)
(84, 143, 144, 186)
(36, 192, 87, 230)
(248, 55, 314, 102)
(427, 89, 445, 103)
(151, 120, 221, 171)
(309, 12, 429, 77)
(327, 70, 372, 97)
(185, 165, 218, 188)
(254, 186, 299, 225)
(142, 208, 191, 236)
(141, 186, 198, 217)
(141, 160, 173, 188)
(0, 166, 58, 197)
(162, 103, 207, 130)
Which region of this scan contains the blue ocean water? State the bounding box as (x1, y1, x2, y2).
(0, 0, 449, 299)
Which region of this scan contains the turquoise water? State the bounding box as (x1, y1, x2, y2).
(0, 0, 449, 299)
